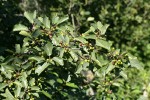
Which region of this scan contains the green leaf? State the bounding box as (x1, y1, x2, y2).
(41, 90, 52, 99)
(21, 78, 28, 88)
(101, 24, 109, 35)
(22, 63, 31, 69)
(52, 36, 59, 46)
(52, 16, 59, 24)
(5, 88, 15, 100)
(96, 39, 112, 50)
(76, 64, 83, 74)
(24, 11, 36, 24)
(44, 42, 53, 56)
(30, 86, 40, 91)
(15, 44, 21, 53)
(14, 86, 21, 97)
(91, 51, 102, 67)
(58, 48, 65, 58)
(66, 82, 78, 88)
(97, 21, 109, 35)
(74, 37, 87, 44)
(66, 75, 71, 82)
(84, 35, 96, 39)
(128, 54, 143, 70)
(32, 29, 41, 38)
(57, 16, 69, 25)
(97, 21, 103, 30)
(64, 35, 70, 44)
(87, 17, 94, 21)
(13, 24, 28, 31)
(31, 93, 39, 97)
(43, 16, 50, 28)
(112, 82, 121, 87)
(19, 31, 32, 37)
(57, 78, 63, 84)
(47, 79, 55, 86)
(29, 78, 35, 86)
(0, 83, 8, 90)
(0, 75, 3, 82)
(52, 57, 64, 66)
(28, 56, 45, 63)
(14, 80, 22, 87)
(1, 66, 12, 79)
(69, 50, 78, 62)
(35, 62, 50, 75)
(120, 71, 128, 80)
(94, 59, 102, 67)
(105, 63, 116, 74)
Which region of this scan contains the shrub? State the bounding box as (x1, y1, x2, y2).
(0, 11, 143, 99)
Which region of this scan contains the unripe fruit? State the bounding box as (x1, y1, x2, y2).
(13, 74, 16, 77)
(85, 59, 88, 62)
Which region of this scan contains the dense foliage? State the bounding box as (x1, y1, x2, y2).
(0, 0, 150, 99)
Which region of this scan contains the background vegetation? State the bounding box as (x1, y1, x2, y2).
(0, 0, 150, 99)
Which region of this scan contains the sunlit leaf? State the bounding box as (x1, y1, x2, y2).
(112, 82, 121, 87)
(57, 16, 69, 25)
(0, 83, 8, 90)
(14, 86, 21, 97)
(128, 54, 143, 70)
(28, 56, 45, 63)
(66, 82, 78, 88)
(15, 44, 21, 53)
(69, 50, 78, 62)
(29, 78, 35, 86)
(32, 29, 41, 38)
(57, 78, 63, 84)
(44, 42, 53, 56)
(13, 24, 28, 31)
(35, 62, 50, 75)
(52, 57, 64, 66)
(14, 80, 22, 87)
(74, 37, 87, 44)
(19, 31, 32, 37)
(41, 90, 52, 99)
(120, 71, 128, 80)
(30, 86, 40, 91)
(105, 63, 116, 74)
(24, 11, 37, 23)
(5, 88, 15, 99)
(84, 35, 96, 39)
(21, 78, 28, 88)
(96, 39, 112, 50)
(101, 25, 109, 35)
(52, 16, 59, 24)
(43, 16, 50, 28)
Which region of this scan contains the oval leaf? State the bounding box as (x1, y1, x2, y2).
(96, 39, 112, 50)
(66, 82, 78, 88)
(35, 62, 50, 75)
(5, 88, 15, 100)
(69, 50, 78, 62)
(19, 31, 32, 37)
(44, 42, 53, 56)
(52, 57, 64, 66)
(0, 83, 8, 90)
(24, 11, 36, 24)
(13, 24, 28, 31)
(43, 16, 50, 28)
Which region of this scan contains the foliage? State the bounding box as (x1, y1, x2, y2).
(0, 0, 150, 99)
(0, 11, 143, 99)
